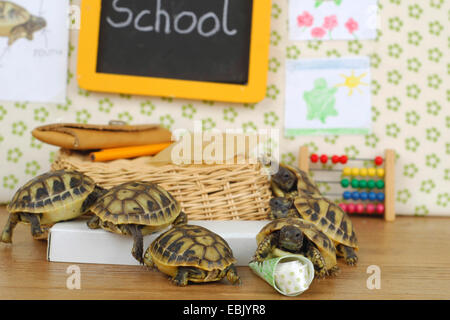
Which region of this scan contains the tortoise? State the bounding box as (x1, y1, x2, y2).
(252, 218, 338, 278)
(144, 224, 240, 286)
(270, 164, 359, 265)
(1, 170, 105, 243)
(87, 181, 187, 264)
(0, 1, 46, 46)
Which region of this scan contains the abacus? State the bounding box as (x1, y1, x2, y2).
(298, 146, 396, 222)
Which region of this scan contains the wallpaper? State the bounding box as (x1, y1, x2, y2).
(0, 0, 448, 216)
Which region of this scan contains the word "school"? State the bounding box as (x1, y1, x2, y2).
(107, 0, 238, 38)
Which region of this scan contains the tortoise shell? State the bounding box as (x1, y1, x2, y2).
(7, 170, 96, 213)
(149, 224, 236, 271)
(294, 196, 358, 249)
(90, 181, 181, 226)
(256, 217, 337, 270)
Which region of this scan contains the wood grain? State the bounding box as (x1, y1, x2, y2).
(0, 206, 449, 300)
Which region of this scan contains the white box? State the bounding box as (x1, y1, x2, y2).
(47, 219, 270, 266)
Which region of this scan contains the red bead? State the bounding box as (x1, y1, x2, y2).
(366, 204, 376, 214)
(356, 204, 365, 214)
(310, 154, 319, 163)
(320, 154, 328, 164)
(340, 155, 348, 164)
(331, 155, 340, 164)
(339, 203, 347, 212)
(347, 203, 356, 214)
(374, 156, 383, 166)
(376, 204, 385, 214)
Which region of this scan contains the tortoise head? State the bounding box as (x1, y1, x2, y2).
(29, 16, 46, 32)
(269, 197, 293, 219)
(279, 225, 304, 253)
(272, 166, 297, 192)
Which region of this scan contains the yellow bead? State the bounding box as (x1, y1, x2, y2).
(359, 168, 368, 177)
(368, 168, 376, 176)
(351, 168, 359, 176)
(377, 168, 385, 177)
(343, 167, 352, 176)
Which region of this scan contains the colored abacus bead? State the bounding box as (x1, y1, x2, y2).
(351, 191, 360, 200)
(320, 154, 328, 164)
(343, 191, 352, 200)
(376, 204, 385, 214)
(360, 192, 368, 200)
(351, 168, 359, 176)
(347, 203, 356, 213)
(368, 168, 376, 177)
(368, 192, 377, 201)
(367, 180, 376, 189)
(374, 156, 383, 166)
(366, 203, 376, 214)
(359, 168, 368, 177)
(377, 168, 385, 177)
(339, 203, 347, 211)
(343, 167, 352, 176)
(341, 179, 350, 188)
(376, 180, 385, 189)
(340, 155, 348, 164)
(377, 192, 385, 201)
(351, 179, 359, 188)
(310, 153, 319, 163)
(359, 180, 367, 189)
(356, 204, 365, 214)
(331, 155, 340, 164)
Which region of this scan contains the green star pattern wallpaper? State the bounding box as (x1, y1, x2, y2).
(0, 0, 448, 216)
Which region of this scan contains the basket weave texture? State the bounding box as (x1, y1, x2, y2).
(52, 150, 271, 221)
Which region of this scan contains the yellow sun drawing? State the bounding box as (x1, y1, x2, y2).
(335, 71, 368, 96)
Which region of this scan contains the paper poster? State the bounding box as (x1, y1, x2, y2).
(285, 57, 372, 136)
(0, 0, 68, 103)
(289, 0, 378, 41)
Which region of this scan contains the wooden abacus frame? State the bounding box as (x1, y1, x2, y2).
(298, 146, 396, 222)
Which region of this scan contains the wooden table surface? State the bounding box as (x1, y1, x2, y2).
(0, 206, 449, 300)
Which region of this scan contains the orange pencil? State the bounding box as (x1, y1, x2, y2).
(90, 142, 172, 162)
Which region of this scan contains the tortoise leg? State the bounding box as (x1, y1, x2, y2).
(173, 211, 188, 226)
(305, 243, 328, 279)
(143, 250, 155, 269)
(86, 215, 101, 229)
(172, 267, 206, 286)
(1, 213, 20, 243)
(252, 234, 276, 262)
(337, 244, 358, 266)
(226, 264, 241, 285)
(20, 213, 43, 238)
(126, 224, 144, 264)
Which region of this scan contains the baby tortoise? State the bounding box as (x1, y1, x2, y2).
(87, 181, 187, 264)
(1, 170, 105, 243)
(253, 218, 338, 278)
(270, 164, 359, 265)
(144, 224, 240, 286)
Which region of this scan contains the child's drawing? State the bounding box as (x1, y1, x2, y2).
(0, 1, 46, 46)
(285, 57, 372, 136)
(0, 0, 68, 103)
(290, 0, 378, 41)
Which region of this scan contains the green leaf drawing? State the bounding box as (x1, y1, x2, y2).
(303, 78, 338, 124)
(315, 0, 343, 8)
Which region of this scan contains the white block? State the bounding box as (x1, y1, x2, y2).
(47, 219, 270, 266)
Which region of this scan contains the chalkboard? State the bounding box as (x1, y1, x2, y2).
(77, 0, 271, 103)
(97, 0, 253, 84)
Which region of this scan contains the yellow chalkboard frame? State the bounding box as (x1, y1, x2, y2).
(77, 0, 272, 103)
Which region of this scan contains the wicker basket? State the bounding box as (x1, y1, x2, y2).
(52, 149, 271, 221)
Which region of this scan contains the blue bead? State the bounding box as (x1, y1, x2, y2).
(368, 192, 377, 201)
(377, 192, 385, 201)
(360, 192, 368, 201)
(351, 191, 360, 200)
(343, 191, 352, 200)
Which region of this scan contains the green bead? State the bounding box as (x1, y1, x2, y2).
(367, 180, 376, 189)
(351, 179, 359, 188)
(359, 180, 367, 189)
(341, 179, 350, 188)
(376, 180, 385, 189)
